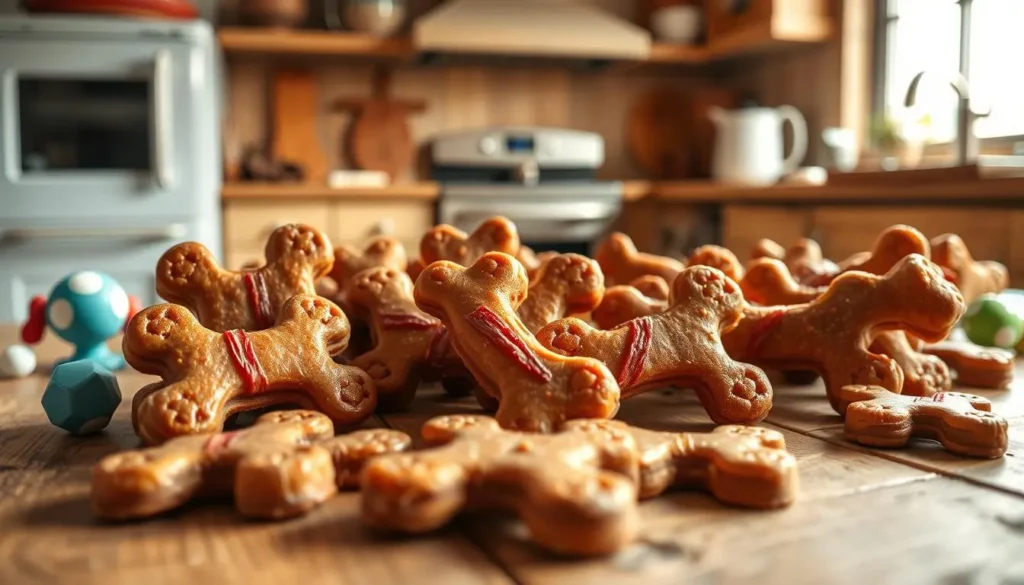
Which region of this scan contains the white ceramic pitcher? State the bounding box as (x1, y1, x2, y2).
(709, 105, 808, 186)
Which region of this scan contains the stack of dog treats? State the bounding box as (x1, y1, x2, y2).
(90, 218, 1014, 556)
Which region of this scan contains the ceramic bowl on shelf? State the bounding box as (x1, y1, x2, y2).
(332, 0, 406, 37)
(651, 5, 704, 45)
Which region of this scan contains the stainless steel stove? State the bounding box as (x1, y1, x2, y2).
(432, 127, 623, 255)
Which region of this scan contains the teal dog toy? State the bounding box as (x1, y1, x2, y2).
(42, 360, 122, 435)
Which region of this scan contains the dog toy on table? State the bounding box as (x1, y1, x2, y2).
(20, 271, 142, 371)
(41, 360, 122, 435)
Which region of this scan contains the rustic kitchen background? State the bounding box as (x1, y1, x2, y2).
(1, 0, 1021, 324)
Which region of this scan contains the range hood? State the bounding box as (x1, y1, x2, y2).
(413, 0, 652, 62)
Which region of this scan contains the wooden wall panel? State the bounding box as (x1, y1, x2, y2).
(224, 62, 709, 182)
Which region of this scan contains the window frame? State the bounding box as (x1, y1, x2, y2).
(872, 0, 1024, 155)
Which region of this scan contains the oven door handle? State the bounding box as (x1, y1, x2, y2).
(152, 49, 175, 191)
(448, 202, 619, 224)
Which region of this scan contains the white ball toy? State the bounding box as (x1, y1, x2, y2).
(0, 344, 37, 379)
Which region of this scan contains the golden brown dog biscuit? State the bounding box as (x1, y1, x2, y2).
(837, 224, 930, 276)
(784, 238, 840, 286)
(688, 244, 744, 282)
(591, 276, 670, 330)
(125, 295, 376, 445)
(362, 414, 797, 556)
(406, 257, 425, 282)
(750, 238, 785, 262)
(93, 410, 411, 520)
(595, 232, 685, 286)
(538, 267, 773, 425)
(722, 255, 965, 414)
(347, 266, 456, 410)
(420, 216, 520, 267)
(414, 253, 621, 432)
(330, 237, 408, 299)
(629, 275, 670, 300)
(921, 341, 1015, 389)
(517, 253, 605, 333)
(840, 385, 1008, 458)
(737, 259, 953, 395)
(870, 332, 952, 397)
(517, 245, 541, 274)
(156, 224, 334, 332)
(740, 258, 824, 306)
(931, 234, 1009, 304)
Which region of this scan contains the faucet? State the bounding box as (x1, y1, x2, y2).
(904, 71, 991, 166)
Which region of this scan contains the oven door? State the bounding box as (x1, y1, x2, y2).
(0, 38, 201, 224)
(438, 184, 623, 255)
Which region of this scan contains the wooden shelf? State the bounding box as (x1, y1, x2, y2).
(218, 26, 831, 65)
(221, 181, 440, 200)
(222, 177, 1024, 205)
(217, 28, 416, 59)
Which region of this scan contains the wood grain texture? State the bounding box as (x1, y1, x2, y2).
(2, 326, 1023, 584)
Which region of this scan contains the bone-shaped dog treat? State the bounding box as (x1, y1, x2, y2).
(630, 275, 670, 300)
(722, 255, 965, 414)
(420, 216, 520, 267)
(517, 245, 541, 274)
(414, 253, 621, 432)
(784, 238, 840, 286)
(93, 410, 411, 520)
(538, 267, 773, 425)
(740, 258, 824, 305)
(347, 266, 457, 410)
(156, 224, 334, 332)
(737, 258, 951, 397)
(407, 257, 425, 282)
(125, 295, 376, 445)
(750, 238, 786, 262)
(595, 232, 685, 286)
(591, 276, 670, 330)
(870, 332, 952, 397)
(517, 253, 605, 333)
(330, 237, 408, 297)
(921, 341, 1015, 389)
(840, 385, 1008, 458)
(931, 234, 1009, 304)
(837, 224, 930, 276)
(361, 414, 797, 556)
(688, 244, 744, 282)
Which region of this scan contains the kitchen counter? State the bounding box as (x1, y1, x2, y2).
(222, 177, 1024, 205)
(2, 327, 1024, 584)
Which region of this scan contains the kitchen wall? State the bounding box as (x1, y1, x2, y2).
(226, 62, 713, 182)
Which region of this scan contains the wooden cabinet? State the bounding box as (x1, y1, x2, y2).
(722, 205, 811, 259)
(222, 199, 435, 270)
(809, 207, 1012, 265)
(715, 202, 1021, 287)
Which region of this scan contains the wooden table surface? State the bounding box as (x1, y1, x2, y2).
(3, 327, 1024, 585)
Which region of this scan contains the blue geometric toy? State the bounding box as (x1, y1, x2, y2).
(21, 271, 141, 371)
(42, 360, 122, 435)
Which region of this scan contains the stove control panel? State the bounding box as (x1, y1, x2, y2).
(432, 127, 604, 169)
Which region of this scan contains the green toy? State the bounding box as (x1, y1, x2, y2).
(961, 290, 1024, 351)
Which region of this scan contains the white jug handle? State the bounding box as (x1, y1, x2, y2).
(778, 105, 808, 175)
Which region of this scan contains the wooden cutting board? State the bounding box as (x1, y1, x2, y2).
(627, 87, 692, 179)
(272, 68, 328, 183)
(334, 68, 426, 181)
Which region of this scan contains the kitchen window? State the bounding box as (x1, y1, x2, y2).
(874, 0, 1024, 151)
